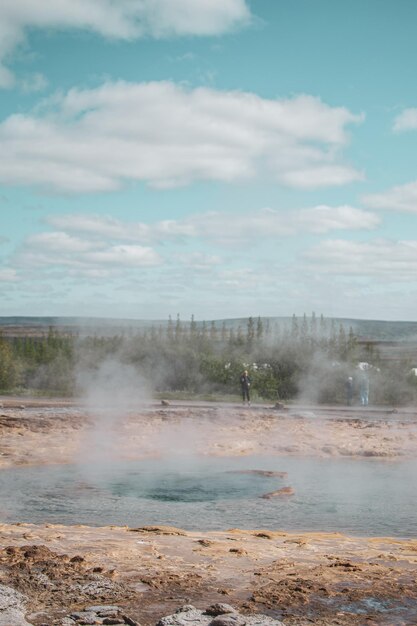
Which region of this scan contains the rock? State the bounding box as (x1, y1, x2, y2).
(157, 606, 205, 626)
(85, 605, 121, 614)
(70, 611, 97, 624)
(229, 548, 247, 555)
(129, 526, 186, 536)
(0, 584, 32, 626)
(205, 604, 236, 616)
(253, 532, 273, 539)
(62, 607, 140, 626)
(122, 616, 141, 626)
(260, 486, 294, 499)
(157, 606, 284, 626)
(175, 605, 196, 613)
(209, 616, 246, 626)
(70, 555, 85, 563)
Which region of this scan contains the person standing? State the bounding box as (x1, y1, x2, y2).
(359, 373, 369, 406)
(345, 376, 354, 406)
(240, 370, 251, 405)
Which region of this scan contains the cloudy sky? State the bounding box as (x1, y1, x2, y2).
(1, 0, 417, 322)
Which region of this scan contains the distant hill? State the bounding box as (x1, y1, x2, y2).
(1, 315, 417, 342)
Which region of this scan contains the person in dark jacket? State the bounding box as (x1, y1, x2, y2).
(240, 370, 251, 405)
(345, 376, 354, 406)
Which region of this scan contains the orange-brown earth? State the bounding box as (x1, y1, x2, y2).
(0, 398, 417, 625)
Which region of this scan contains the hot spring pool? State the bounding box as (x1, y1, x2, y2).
(1, 455, 416, 537)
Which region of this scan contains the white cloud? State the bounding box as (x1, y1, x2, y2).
(305, 239, 417, 282)
(0, 81, 363, 192)
(174, 251, 222, 269)
(0, 0, 251, 88)
(17, 232, 162, 271)
(47, 205, 378, 246)
(185, 205, 377, 242)
(84, 245, 161, 267)
(294, 205, 379, 233)
(281, 165, 364, 188)
(46, 214, 194, 241)
(0, 267, 18, 281)
(27, 231, 99, 253)
(362, 180, 417, 213)
(393, 108, 417, 132)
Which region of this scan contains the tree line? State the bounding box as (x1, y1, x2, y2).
(0, 314, 416, 404)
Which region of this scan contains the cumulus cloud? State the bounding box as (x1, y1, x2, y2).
(305, 239, 417, 282)
(362, 180, 417, 213)
(27, 231, 99, 253)
(0, 0, 252, 88)
(46, 213, 194, 241)
(280, 165, 364, 188)
(17, 231, 161, 272)
(393, 108, 417, 132)
(294, 205, 379, 233)
(47, 205, 378, 246)
(0, 81, 364, 193)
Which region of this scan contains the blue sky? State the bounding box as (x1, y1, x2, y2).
(1, 0, 417, 321)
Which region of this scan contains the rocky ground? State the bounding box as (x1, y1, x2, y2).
(0, 398, 417, 625)
(1, 398, 417, 469)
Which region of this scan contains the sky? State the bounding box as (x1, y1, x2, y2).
(1, 0, 417, 322)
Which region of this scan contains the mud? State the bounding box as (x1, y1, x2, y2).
(0, 398, 417, 625)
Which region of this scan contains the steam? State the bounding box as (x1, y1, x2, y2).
(76, 356, 152, 466)
(296, 351, 351, 405)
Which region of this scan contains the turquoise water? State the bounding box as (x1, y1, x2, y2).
(1, 455, 416, 536)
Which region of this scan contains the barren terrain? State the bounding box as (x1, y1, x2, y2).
(1, 398, 417, 625)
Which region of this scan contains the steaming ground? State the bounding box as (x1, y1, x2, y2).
(1, 398, 417, 625)
(0, 398, 417, 469)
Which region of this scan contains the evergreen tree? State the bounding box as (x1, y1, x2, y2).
(310, 311, 317, 342)
(290, 314, 299, 343)
(175, 314, 182, 342)
(246, 317, 255, 347)
(319, 313, 326, 338)
(0, 336, 20, 389)
(190, 314, 197, 339)
(221, 321, 227, 343)
(300, 313, 308, 344)
(256, 316, 264, 342)
(338, 324, 347, 358)
(329, 319, 337, 354)
(236, 325, 244, 346)
(167, 315, 174, 341)
(347, 326, 357, 357)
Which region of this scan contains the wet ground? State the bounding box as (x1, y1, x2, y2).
(0, 398, 417, 624)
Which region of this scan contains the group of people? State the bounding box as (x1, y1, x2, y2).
(346, 373, 370, 406)
(240, 369, 371, 407)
